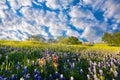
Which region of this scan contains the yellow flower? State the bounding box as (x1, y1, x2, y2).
(53, 62, 58, 68)
(39, 58, 45, 66)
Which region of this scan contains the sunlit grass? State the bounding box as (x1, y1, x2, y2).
(0, 40, 120, 53)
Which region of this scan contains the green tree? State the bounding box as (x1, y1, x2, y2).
(112, 31, 120, 45)
(102, 32, 113, 44)
(57, 36, 65, 43)
(102, 31, 120, 46)
(48, 38, 57, 43)
(68, 36, 82, 45)
(27, 35, 46, 42)
(57, 36, 82, 45)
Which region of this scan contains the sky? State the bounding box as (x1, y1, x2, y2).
(0, 0, 120, 42)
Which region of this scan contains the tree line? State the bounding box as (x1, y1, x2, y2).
(27, 35, 82, 45)
(27, 31, 120, 46)
(102, 31, 120, 46)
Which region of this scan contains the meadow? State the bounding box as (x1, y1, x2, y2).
(0, 40, 120, 80)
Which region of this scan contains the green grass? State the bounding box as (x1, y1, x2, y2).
(0, 40, 120, 79)
(0, 40, 120, 53)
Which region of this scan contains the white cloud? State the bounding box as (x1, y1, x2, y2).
(0, 10, 6, 18)
(0, 1, 8, 10)
(46, 0, 60, 10)
(0, 0, 119, 42)
(38, 0, 45, 2)
(46, 0, 73, 10)
(69, 5, 96, 30)
(18, 0, 32, 7)
(8, 0, 20, 10)
(66, 29, 80, 37)
(81, 26, 102, 42)
(83, 0, 105, 10)
(69, 6, 95, 19)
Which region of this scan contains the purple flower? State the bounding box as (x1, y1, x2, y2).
(34, 69, 41, 79)
(93, 62, 97, 66)
(25, 74, 30, 79)
(80, 69, 83, 75)
(93, 68, 96, 74)
(5, 70, 9, 74)
(0, 76, 3, 80)
(15, 63, 21, 69)
(10, 74, 17, 80)
(99, 69, 103, 76)
(93, 74, 98, 80)
(55, 71, 59, 79)
(60, 74, 65, 80)
(98, 62, 100, 67)
(113, 71, 118, 78)
(70, 63, 75, 69)
(21, 66, 28, 75)
(49, 74, 53, 80)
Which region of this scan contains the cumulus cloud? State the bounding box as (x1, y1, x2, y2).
(102, 0, 120, 23)
(0, 0, 120, 42)
(69, 5, 96, 30)
(81, 26, 102, 42)
(0, 2, 8, 10)
(69, 6, 94, 19)
(46, 0, 73, 9)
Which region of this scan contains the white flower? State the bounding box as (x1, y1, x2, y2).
(20, 77, 24, 80)
(6, 55, 8, 60)
(99, 69, 103, 76)
(70, 76, 74, 80)
(60, 74, 63, 78)
(87, 74, 90, 80)
(27, 59, 30, 64)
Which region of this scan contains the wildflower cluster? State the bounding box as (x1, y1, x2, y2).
(0, 45, 120, 79)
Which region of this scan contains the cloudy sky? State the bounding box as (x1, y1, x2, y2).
(0, 0, 120, 42)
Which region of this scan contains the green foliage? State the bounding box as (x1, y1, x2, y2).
(27, 35, 46, 42)
(112, 31, 120, 45)
(57, 36, 82, 45)
(102, 32, 113, 44)
(102, 31, 120, 46)
(67, 36, 82, 45)
(48, 38, 57, 43)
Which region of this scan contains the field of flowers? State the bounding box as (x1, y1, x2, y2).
(0, 41, 120, 80)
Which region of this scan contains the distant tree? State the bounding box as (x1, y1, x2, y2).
(57, 36, 65, 43)
(27, 35, 46, 42)
(56, 36, 82, 45)
(62, 38, 70, 44)
(112, 31, 120, 45)
(48, 38, 57, 43)
(102, 32, 113, 44)
(102, 31, 120, 46)
(68, 36, 82, 45)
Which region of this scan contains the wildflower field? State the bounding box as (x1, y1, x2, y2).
(0, 40, 120, 80)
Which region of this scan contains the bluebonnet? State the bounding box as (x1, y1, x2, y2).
(10, 74, 17, 80)
(54, 71, 59, 79)
(49, 74, 53, 80)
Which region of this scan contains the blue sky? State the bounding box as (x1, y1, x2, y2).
(0, 0, 120, 42)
